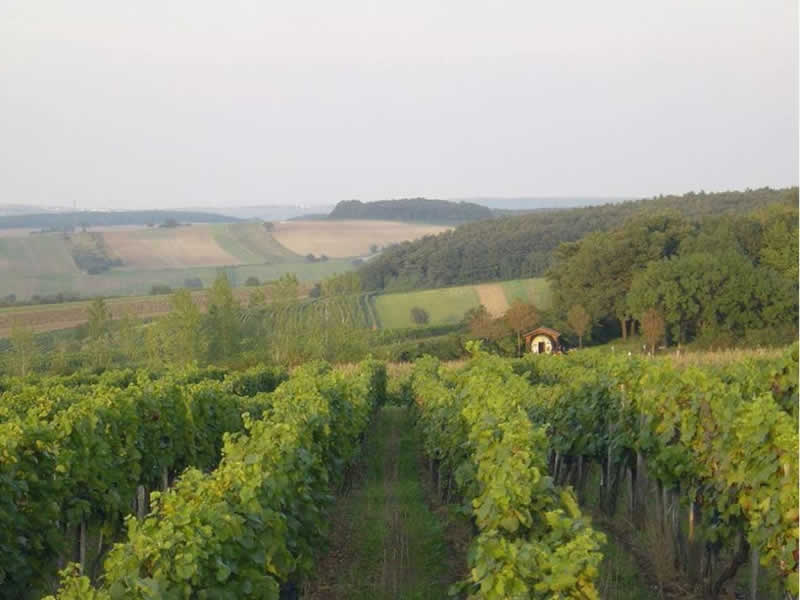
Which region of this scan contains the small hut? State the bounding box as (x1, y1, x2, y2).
(524, 327, 562, 354)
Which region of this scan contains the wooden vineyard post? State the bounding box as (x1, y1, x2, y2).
(79, 519, 87, 574)
(137, 485, 146, 520)
(749, 546, 758, 600)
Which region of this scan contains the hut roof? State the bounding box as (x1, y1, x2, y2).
(523, 327, 561, 340)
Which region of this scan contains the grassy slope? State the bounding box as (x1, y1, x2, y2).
(374, 286, 479, 329)
(374, 277, 551, 329)
(501, 277, 552, 308)
(211, 222, 300, 264)
(303, 406, 462, 599)
(0, 235, 80, 298)
(0, 225, 353, 300)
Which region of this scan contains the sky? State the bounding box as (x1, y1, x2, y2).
(0, 1, 797, 209)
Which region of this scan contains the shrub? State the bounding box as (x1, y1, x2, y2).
(410, 306, 430, 325)
(150, 284, 173, 295)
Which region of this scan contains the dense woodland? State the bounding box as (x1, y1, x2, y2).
(546, 202, 798, 347)
(328, 197, 493, 224)
(359, 187, 798, 291)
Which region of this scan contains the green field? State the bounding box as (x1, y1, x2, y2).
(211, 223, 300, 264)
(500, 277, 553, 307)
(373, 277, 551, 329)
(1, 260, 353, 300)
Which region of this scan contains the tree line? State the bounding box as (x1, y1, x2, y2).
(547, 202, 798, 348)
(358, 187, 798, 292)
(328, 197, 493, 224)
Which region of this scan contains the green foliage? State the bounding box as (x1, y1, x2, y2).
(410, 306, 430, 325)
(7, 325, 36, 377)
(548, 201, 798, 347)
(42, 360, 385, 599)
(322, 271, 361, 296)
(412, 347, 605, 598)
(272, 272, 300, 303)
(162, 289, 204, 364)
(0, 363, 288, 597)
(206, 273, 241, 361)
(329, 197, 492, 224)
(360, 187, 797, 292)
(566, 304, 591, 347)
(514, 346, 799, 595)
(86, 298, 112, 368)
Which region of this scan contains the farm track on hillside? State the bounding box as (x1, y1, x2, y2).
(302, 406, 466, 599)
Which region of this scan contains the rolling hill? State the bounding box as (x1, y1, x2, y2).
(359, 187, 799, 291)
(328, 198, 493, 224)
(0, 220, 446, 300)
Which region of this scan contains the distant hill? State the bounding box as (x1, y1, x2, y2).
(359, 187, 799, 291)
(0, 203, 72, 217)
(0, 210, 239, 230)
(178, 204, 336, 221)
(328, 198, 493, 224)
(455, 196, 634, 210)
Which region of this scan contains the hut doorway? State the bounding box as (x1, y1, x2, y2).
(523, 327, 563, 354)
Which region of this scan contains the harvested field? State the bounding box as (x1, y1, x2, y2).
(271, 220, 450, 258)
(474, 283, 509, 317)
(103, 226, 239, 268)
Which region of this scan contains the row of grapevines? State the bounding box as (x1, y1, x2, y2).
(0, 365, 287, 598)
(44, 359, 385, 599)
(412, 346, 604, 599)
(0, 363, 281, 423)
(514, 346, 798, 595)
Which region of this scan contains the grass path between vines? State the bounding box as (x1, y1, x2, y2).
(302, 406, 466, 599)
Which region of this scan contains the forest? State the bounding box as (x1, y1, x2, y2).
(328, 197, 493, 224)
(546, 202, 798, 348)
(358, 187, 798, 291)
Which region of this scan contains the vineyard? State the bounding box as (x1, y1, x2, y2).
(410, 344, 798, 598)
(0, 345, 796, 599)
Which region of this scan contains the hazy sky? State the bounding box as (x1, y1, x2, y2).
(1, 1, 797, 209)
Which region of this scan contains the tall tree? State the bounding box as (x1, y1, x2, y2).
(164, 289, 204, 364)
(272, 273, 300, 303)
(87, 297, 111, 340)
(86, 297, 112, 368)
(548, 213, 689, 339)
(566, 304, 591, 348)
(206, 273, 240, 361)
(466, 305, 504, 342)
(322, 272, 361, 296)
(116, 310, 140, 364)
(641, 308, 665, 354)
(504, 300, 539, 356)
(9, 325, 35, 376)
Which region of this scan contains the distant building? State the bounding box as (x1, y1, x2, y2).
(524, 327, 562, 354)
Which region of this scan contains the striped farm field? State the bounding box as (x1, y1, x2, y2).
(271, 220, 450, 258)
(0, 220, 448, 301)
(102, 222, 300, 268)
(373, 277, 551, 329)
